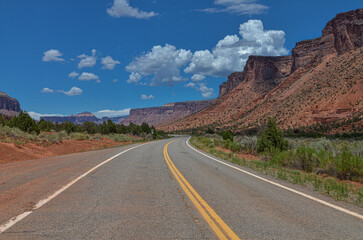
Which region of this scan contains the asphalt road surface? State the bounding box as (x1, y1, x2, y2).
(0, 137, 362, 239)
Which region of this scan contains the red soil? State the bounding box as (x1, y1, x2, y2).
(0, 139, 129, 164)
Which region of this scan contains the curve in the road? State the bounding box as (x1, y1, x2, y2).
(163, 139, 242, 240)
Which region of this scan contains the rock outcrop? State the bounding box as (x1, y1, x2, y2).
(0, 91, 21, 116)
(40, 112, 126, 125)
(161, 9, 363, 133)
(121, 99, 216, 126)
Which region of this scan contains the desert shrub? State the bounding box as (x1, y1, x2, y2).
(37, 132, 60, 143)
(0, 125, 37, 140)
(224, 139, 241, 152)
(90, 133, 103, 140)
(334, 145, 363, 181)
(234, 136, 258, 153)
(106, 134, 132, 142)
(70, 132, 89, 140)
(257, 118, 288, 153)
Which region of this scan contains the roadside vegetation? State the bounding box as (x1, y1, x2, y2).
(190, 118, 363, 206)
(0, 111, 168, 146)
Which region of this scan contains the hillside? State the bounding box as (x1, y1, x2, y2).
(160, 9, 363, 133)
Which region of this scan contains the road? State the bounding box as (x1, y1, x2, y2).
(0, 137, 362, 239)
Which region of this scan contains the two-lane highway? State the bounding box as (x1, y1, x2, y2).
(0, 137, 362, 239)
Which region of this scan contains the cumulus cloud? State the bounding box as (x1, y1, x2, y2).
(185, 20, 288, 78)
(140, 94, 154, 100)
(184, 82, 196, 88)
(93, 108, 130, 118)
(184, 82, 214, 98)
(107, 0, 158, 19)
(101, 56, 120, 70)
(28, 112, 66, 121)
(127, 72, 142, 84)
(61, 86, 83, 96)
(113, 78, 119, 83)
(42, 49, 65, 62)
(78, 49, 97, 68)
(41, 87, 54, 93)
(68, 71, 79, 78)
(201, 0, 268, 15)
(191, 74, 205, 82)
(197, 83, 214, 98)
(78, 72, 100, 81)
(126, 44, 192, 86)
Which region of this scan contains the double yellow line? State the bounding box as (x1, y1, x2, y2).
(163, 140, 241, 240)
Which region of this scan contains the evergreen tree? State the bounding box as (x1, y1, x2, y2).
(257, 118, 288, 153)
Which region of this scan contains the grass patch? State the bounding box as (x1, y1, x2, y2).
(190, 136, 363, 206)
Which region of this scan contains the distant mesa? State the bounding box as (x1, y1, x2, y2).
(0, 91, 21, 117)
(121, 99, 216, 126)
(160, 9, 363, 133)
(40, 112, 128, 125)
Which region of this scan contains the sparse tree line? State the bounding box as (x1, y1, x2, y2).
(0, 111, 167, 139)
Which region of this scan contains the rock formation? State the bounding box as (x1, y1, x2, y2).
(160, 9, 363, 133)
(0, 91, 21, 116)
(121, 99, 216, 126)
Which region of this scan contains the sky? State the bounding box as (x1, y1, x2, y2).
(0, 0, 361, 119)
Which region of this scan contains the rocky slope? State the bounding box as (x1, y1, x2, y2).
(40, 112, 127, 125)
(160, 9, 363, 133)
(121, 99, 216, 126)
(0, 91, 21, 117)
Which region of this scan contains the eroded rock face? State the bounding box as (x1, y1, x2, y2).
(219, 9, 363, 97)
(218, 56, 292, 98)
(121, 99, 216, 126)
(0, 91, 21, 116)
(161, 9, 363, 133)
(292, 8, 363, 72)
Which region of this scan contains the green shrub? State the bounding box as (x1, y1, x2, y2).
(221, 130, 234, 141)
(257, 118, 288, 153)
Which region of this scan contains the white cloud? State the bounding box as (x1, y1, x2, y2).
(191, 74, 205, 81)
(140, 94, 154, 100)
(61, 86, 83, 96)
(41, 87, 54, 93)
(127, 72, 142, 84)
(28, 112, 66, 121)
(78, 49, 97, 68)
(184, 82, 213, 98)
(184, 82, 196, 88)
(101, 56, 120, 70)
(42, 49, 65, 62)
(201, 0, 268, 15)
(68, 71, 79, 78)
(78, 72, 100, 81)
(93, 108, 130, 118)
(185, 20, 288, 77)
(107, 0, 158, 19)
(126, 44, 192, 86)
(113, 78, 119, 83)
(197, 83, 214, 98)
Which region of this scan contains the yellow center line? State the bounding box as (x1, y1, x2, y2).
(163, 140, 241, 240)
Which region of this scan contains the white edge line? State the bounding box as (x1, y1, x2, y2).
(0, 142, 150, 233)
(186, 136, 363, 221)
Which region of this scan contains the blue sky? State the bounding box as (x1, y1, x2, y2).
(0, 0, 361, 119)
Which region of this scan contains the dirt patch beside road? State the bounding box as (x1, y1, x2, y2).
(0, 139, 129, 164)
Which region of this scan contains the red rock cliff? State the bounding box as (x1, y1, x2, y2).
(0, 91, 21, 116)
